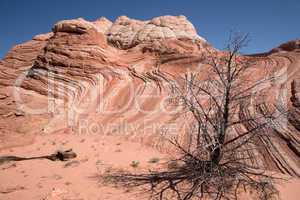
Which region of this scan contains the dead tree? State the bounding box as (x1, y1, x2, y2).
(0, 149, 77, 164)
(106, 33, 284, 200)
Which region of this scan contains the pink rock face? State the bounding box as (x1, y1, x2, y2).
(0, 15, 300, 199)
(33, 33, 54, 41)
(92, 17, 113, 34)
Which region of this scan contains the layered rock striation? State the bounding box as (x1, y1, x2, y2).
(0, 15, 299, 177)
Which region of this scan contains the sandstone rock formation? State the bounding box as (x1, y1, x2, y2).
(106, 15, 206, 49)
(107, 15, 146, 49)
(53, 18, 97, 34)
(0, 15, 299, 179)
(133, 15, 204, 43)
(92, 17, 113, 34)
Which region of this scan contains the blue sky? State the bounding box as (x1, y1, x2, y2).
(0, 0, 299, 58)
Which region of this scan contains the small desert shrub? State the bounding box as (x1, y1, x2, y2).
(148, 157, 160, 164)
(130, 161, 140, 168)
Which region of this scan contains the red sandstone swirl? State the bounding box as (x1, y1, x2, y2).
(0, 16, 299, 176)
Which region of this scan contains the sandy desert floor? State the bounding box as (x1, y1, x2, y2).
(0, 131, 166, 200)
(0, 132, 299, 200)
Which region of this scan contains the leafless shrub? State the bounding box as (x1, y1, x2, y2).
(105, 33, 285, 200)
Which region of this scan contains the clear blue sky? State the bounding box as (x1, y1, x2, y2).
(0, 0, 299, 58)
